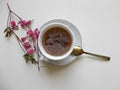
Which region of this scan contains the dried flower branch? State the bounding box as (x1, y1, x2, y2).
(4, 3, 41, 70)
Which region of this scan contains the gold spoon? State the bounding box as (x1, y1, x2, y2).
(72, 46, 110, 61)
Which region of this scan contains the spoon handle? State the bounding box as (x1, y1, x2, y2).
(83, 51, 110, 61)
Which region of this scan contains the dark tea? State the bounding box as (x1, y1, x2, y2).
(42, 26, 72, 56)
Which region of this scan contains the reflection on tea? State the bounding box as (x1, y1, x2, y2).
(42, 27, 72, 56)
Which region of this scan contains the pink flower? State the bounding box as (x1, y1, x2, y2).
(34, 28, 40, 39)
(27, 30, 34, 40)
(20, 20, 27, 28)
(27, 30, 33, 35)
(23, 42, 30, 49)
(27, 48, 34, 55)
(10, 21, 16, 26)
(21, 37, 26, 42)
(10, 20, 18, 29)
(26, 20, 32, 26)
(20, 20, 32, 28)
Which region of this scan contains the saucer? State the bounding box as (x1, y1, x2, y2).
(39, 19, 82, 65)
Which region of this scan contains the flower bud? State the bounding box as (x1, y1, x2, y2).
(34, 28, 40, 39)
(27, 48, 34, 55)
(23, 42, 30, 49)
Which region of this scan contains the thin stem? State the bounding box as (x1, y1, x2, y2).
(7, 12, 10, 27)
(36, 38, 40, 71)
(27, 26, 32, 30)
(9, 13, 12, 24)
(11, 11, 22, 20)
(17, 37, 26, 53)
(10, 30, 26, 53)
(7, 3, 22, 20)
(36, 39, 47, 70)
(7, 3, 12, 12)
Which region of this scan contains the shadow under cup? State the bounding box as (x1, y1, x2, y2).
(39, 23, 74, 61)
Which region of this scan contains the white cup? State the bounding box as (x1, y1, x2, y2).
(39, 20, 75, 61)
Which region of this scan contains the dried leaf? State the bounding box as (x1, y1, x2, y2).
(4, 27, 10, 33)
(23, 53, 37, 64)
(5, 31, 11, 37)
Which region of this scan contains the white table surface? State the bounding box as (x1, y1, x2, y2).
(0, 0, 120, 90)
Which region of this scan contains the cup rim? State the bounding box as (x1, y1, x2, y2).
(39, 22, 74, 60)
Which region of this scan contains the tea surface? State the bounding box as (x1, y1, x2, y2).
(42, 27, 72, 56)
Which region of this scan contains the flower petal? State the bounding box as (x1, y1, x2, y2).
(27, 48, 34, 55)
(23, 42, 30, 49)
